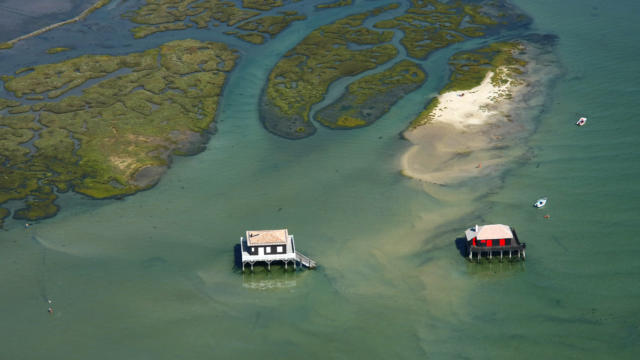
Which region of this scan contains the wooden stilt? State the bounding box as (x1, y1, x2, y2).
(509, 251, 512, 259)
(522, 249, 526, 260)
(285, 261, 288, 270)
(500, 251, 503, 261)
(267, 261, 271, 271)
(250, 262, 254, 272)
(242, 262, 245, 272)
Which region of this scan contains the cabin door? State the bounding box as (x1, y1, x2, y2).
(258, 247, 264, 256)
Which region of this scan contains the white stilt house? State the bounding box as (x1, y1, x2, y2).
(240, 229, 316, 271)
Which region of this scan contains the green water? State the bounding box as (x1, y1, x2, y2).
(1, 0, 640, 358)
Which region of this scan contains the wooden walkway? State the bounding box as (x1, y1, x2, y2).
(295, 251, 317, 269)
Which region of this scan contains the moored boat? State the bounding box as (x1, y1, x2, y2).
(576, 117, 587, 126)
(533, 197, 547, 208)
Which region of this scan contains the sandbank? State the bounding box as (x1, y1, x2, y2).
(401, 69, 528, 185)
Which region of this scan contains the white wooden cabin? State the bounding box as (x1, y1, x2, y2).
(240, 229, 298, 271)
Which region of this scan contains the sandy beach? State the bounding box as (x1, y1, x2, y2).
(401, 68, 531, 185)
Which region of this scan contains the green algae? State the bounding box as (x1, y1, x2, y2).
(13, 185, 59, 221)
(374, 0, 527, 59)
(124, 0, 262, 37)
(236, 32, 265, 45)
(0, 98, 20, 110)
(441, 41, 527, 93)
(46, 47, 71, 54)
(242, 0, 283, 11)
(132, 22, 192, 39)
(0, 39, 238, 221)
(124, 0, 304, 41)
(317, 0, 353, 9)
(125, 0, 201, 25)
(7, 105, 32, 114)
(261, 4, 399, 139)
(236, 11, 306, 36)
(0, 113, 40, 130)
(6, 54, 127, 98)
(259, 0, 528, 139)
(408, 97, 439, 129)
(315, 60, 426, 129)
(0, 207, 8, 228)
(191, 1, 259, 28)
(0, 127, 34, 167)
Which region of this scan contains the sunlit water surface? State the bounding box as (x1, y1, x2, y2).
(1, 0, 639, 358)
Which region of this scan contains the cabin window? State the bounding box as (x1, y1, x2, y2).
(499, 239, 505, 246)
(277, 246, 283, 253)
(251, 247, 256, 253)
(265, 247, 271, 254)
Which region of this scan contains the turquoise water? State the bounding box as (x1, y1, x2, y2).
(1, 0, 640, 358)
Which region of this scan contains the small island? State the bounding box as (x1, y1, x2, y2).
(260, 4, 400, 139)
(123, 0, 306, 43)
(261, 0, 529, 139)
(401, 37, 558, 184)
(46, 47, 72, 54)
(316, 0, 353, 9)
(315, 60, 426, 129)
(0, 39, 238, 221)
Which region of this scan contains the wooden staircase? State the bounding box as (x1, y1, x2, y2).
(295, 251, 317, 269)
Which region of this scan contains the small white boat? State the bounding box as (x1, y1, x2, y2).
(576, 117, 587, 126)
(533, 197, 547, 208)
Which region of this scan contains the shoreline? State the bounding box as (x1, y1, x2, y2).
(401, 68, 527, 185)
(400, 40, 559, 186)
(0, 0, 110, 49)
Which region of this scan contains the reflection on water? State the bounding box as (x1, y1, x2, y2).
(465, 259, 526, 278)
(242, 271, 299, 290)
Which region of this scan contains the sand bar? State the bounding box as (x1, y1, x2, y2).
(402, 69, 527, 185)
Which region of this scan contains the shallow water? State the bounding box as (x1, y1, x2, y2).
(1, 0, 640, 358)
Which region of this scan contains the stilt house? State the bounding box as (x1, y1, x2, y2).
(239, 229, 316, 271)
(465, 224, 526, 261)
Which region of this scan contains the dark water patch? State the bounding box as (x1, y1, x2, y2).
(141, 256, 169, 269)
(551, 235, 569, 253)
